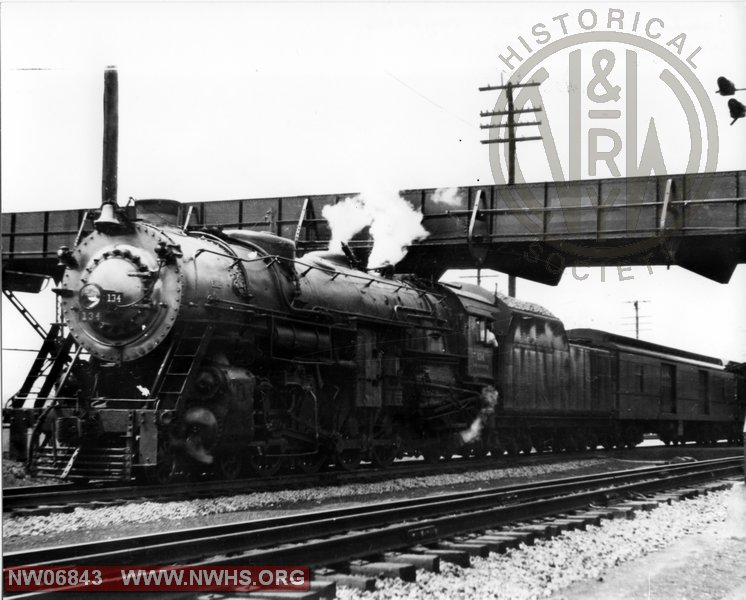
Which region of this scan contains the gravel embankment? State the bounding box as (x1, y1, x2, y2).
(337, 486, 738, 600)
(3, 459, 605, 541)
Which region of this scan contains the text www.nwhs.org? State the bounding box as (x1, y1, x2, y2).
(4, 566, 310, 592)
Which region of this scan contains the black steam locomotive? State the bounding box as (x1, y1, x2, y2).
(4, 196, 744, 483)
(4, 197, 503, 481)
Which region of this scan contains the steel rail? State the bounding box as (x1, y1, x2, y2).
(218, 462, 740, 569)
(0, 451, 605, 512)
(2, 459, 481, 512)
(5, 457, 741, 571)
(5, 448, 742, 513)
(3, 483, 78, 498)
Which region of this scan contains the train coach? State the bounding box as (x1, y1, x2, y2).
(568, 329, 745, 447)
(440, 285, 744, 456)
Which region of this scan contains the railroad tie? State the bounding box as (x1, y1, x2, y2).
(484, 529, 535, 545)
(409, 546, 471, 567)
(676, 488, 703, 499)
(312, 571, 375, 591)
(510, 524, 553, 541)
(700, 481, 735, 492)
(619, 483, 726, 511)
(348, 560, 417, 582)
(10, 508, 49, 518)
(543, 518, 587, 532)
(383, 552, 440, 572)
(647, 494, 680, 505)
(535, 522, 563, 537)
(435, 541, 490, 557)
(615, 500, 659, 512)
(309, 580, 337, 599)
(582, 508, 632, 520)
(487, 519, 588, 551)
(471, 535, 523, 553)
(246, 590, 320, 600)
(560, 514, 602, 527)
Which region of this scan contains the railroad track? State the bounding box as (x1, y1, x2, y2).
(0, 450, 611, 514)
(4, 456, 742, 598)
(5, 445, 740, 514)
(2, 456, 498, 514)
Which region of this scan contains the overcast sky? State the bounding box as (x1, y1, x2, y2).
(2, 1, 745, 398)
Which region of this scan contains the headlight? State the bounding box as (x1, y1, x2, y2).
(79, 284, 102, 309)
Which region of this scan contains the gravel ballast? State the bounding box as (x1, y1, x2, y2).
(336, 484, 742, 600)
(3, 459, 606, 541)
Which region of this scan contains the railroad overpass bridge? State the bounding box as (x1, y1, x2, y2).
(2, 170, 745, 295)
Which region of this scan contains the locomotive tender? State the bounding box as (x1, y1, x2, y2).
(5, 196, 743, 482)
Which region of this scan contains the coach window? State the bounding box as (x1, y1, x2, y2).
(638, 366, 644, 392)
(699, 371, 710, 414)
(660, 364, 676, 413)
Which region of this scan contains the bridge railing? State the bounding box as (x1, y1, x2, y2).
(2, 171, 744, 288)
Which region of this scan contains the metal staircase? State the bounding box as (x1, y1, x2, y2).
(10, 324, 76, 409)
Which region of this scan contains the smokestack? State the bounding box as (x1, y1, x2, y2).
(95, 66, 121, 233)
(102, 66, 118, 206)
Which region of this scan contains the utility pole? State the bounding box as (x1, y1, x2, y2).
(633, 300, 640, 340)
(624, 300, 651, 339)
(479, 80, 542, 298)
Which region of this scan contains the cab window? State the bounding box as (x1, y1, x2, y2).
(471, 316, 498, 347)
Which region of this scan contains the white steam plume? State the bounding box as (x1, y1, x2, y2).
(431, 187, 463, 207)
(322, 188, 429, 269)
(459, 385, 499, 445)
(322, 195, 371, 252)
(460, 416, 484, 445)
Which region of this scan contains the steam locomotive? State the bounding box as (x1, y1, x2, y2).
(4, 195, 743, 483)
(4, 197, 500, 481)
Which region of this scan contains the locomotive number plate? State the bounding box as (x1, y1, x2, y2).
(80, 311, 102, 322)
(103, 291, 123, 306)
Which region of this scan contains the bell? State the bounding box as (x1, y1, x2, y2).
(94, 202, 122, 233)
(57, 246, 78, 268)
